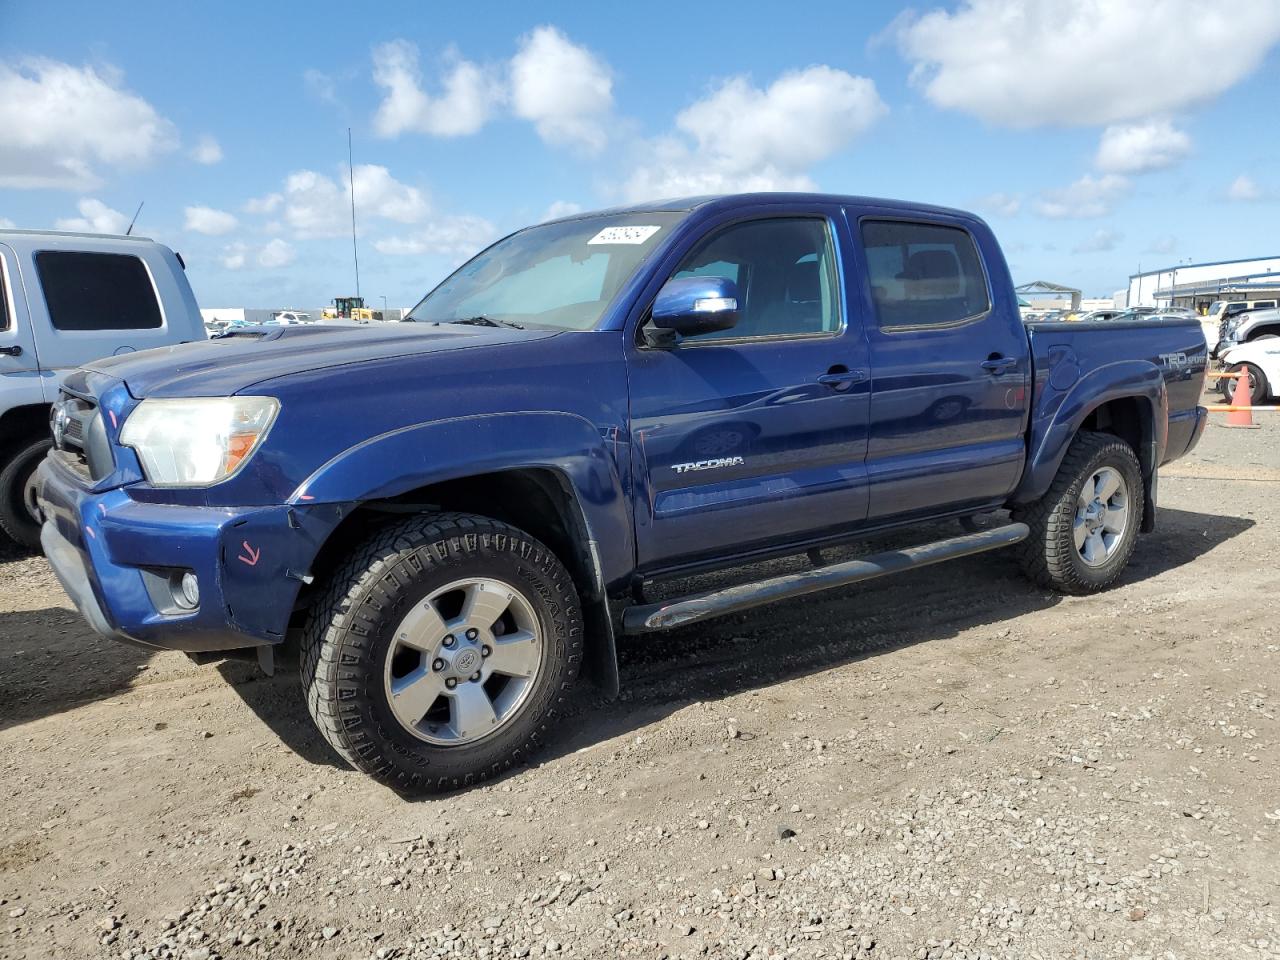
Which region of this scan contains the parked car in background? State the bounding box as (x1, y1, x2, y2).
(1202, 299, 1276, 355)
(1217, 339, 1279, 405)
(0, 229, 205, 548)
(34, 193, 1208, 792)
(1215, 305, 1280, 357)
(271, 311, 312, 324)
(1073, 309, 1123, 322)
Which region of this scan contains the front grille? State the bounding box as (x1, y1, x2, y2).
(52, 394, 113, 482)
(64, 416, 84, 445)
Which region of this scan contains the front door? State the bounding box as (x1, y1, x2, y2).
(627, 211, 871, 571)
(854, 215, 1030, 520)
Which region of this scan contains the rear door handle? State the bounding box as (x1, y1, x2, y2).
(981, 357, 1017, 374)
(817, 368, 869, 390)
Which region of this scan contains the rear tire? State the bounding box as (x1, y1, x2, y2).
(1011, 431, 1144, 595)
(0, 439, 52, 551)
(300, 511, 582, 793)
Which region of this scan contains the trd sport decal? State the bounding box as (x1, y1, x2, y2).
(672, 456, 745, 474)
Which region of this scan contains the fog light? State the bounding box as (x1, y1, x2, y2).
(177, 571, 200, 609)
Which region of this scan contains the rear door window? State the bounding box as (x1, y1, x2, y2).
(35, 251, 163, 331)
(860, 220, 991, 329)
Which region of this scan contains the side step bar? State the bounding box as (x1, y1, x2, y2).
(622, 522, 1029, 634)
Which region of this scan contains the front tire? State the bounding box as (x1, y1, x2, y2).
(0, 439, 52, 551)
(1221, 362, 1268, 405)
(1012, 431, 1144, 595)
(300, 512, 582, 792)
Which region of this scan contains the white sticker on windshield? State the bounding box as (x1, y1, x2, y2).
(587, 225, 662, 245)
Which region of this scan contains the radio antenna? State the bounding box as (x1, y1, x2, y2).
(125, 201, 144, 236)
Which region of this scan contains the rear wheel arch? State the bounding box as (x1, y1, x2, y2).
(1076, 395, 1158, 533)
(0, 402, 52, 455)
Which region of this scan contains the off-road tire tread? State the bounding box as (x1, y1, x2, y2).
(299, 511, 582, 792)
(1011, 431, 1143, 595)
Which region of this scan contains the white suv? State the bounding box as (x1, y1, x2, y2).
(1217, 306, 1280, 356)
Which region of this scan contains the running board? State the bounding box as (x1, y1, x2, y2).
(622, 522, 1030, 634)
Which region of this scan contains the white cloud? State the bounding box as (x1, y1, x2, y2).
(1095, 120, 1190, 174)
(510, 26, 613, 151)
(625, 66, 886, 201)
(183, 204, 238, 235)
(1072, 228, 1122, 253)
(976, 192, 1020, 217)
(0, 217, 15, 229)
(280, 164, 429, 236)
(0, 58, 177, 190)
(1227, 174, 1263, 202)
(374, 215, 497, 258)
(372, 40, 500, 138)
(1034, 174, 1130, 219)
(257, 238, 295, 269)
(898, 0, 1280, 127)
(244, 192, 283, 215)
(1146, 235, 1177, 254)
(221, 242, 248, 270)
(190, 135, 223, 165)
(541, 200, 583, 222)
(303, 68, 340, 107)
(54, 198, 130, 234)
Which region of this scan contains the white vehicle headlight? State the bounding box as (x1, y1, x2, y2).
(120, 397, 280, 487)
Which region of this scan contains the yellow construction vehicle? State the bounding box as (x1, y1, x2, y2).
(321, 296, 378, 322)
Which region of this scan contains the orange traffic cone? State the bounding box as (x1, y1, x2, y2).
(1223, 367, 1260, 429)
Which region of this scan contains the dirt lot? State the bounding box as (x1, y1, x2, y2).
(2, 408, 1278, 960)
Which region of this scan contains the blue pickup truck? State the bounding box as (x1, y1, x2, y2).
(34, 194, 1208, 792)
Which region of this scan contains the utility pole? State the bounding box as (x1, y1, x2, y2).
(348, 128, 361, 299)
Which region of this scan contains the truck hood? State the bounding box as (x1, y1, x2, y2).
(84, 323, 560, 398)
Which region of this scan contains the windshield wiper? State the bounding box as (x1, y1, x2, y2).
(446, 315, 524, 330)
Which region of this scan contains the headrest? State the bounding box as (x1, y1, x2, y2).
(899, 250, 959, 281)
(787, 259, 821, 302)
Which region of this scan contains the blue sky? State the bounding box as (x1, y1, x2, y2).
(2, 0, 1279, 308)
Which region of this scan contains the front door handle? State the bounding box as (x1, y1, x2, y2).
(981, 356, 1017, 374)
(0, 345, 22, 357)
(817, 368, 869, 391)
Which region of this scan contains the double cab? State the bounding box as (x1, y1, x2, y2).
(35, 194, 1208, 792)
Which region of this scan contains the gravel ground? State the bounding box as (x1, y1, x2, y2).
(1, 403, 1277, 960)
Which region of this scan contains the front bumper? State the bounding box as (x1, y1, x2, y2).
(34, 456, 341, 653)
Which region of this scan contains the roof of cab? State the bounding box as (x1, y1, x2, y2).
(0, 228, 154, 243)
(542, 192, 980, 224)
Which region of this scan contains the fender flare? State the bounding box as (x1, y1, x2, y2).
(291, 410, 631, 696)
(1014, 359, 1167, 507)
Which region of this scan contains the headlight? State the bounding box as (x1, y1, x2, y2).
(120, 397, 280, 486)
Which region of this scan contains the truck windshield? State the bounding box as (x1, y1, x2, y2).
(407, 213, 685, 331)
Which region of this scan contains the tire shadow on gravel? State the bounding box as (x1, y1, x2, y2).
(0, 607, 155, 732)
(215, 662, 349, 770)
(524, 505, 1254, 776)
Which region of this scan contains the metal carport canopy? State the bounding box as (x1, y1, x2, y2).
(1014, 280, 1082, 311)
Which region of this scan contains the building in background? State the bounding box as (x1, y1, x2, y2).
(1127, 257, 1280, 312)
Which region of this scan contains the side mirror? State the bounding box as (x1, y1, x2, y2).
(648, 276, 740, 343)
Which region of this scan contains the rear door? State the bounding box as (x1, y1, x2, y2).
(23, 243, 178, 376)
(0, 243, 40, 380)
(852, 213, 1030, 520)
